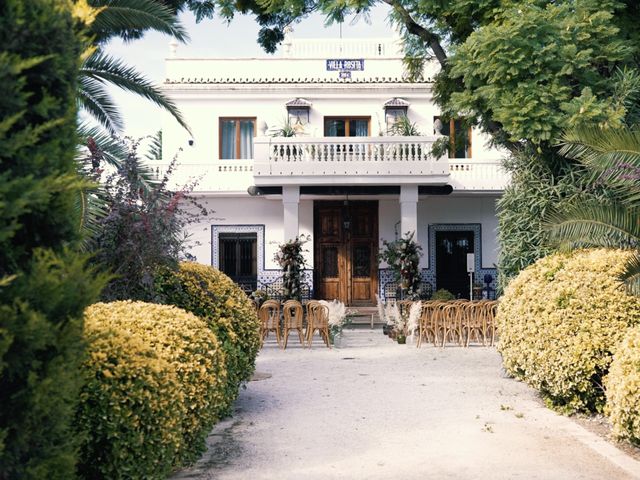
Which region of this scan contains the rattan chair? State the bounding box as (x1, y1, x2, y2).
(483, 301, 498, 346)
(282, 300, 305, 349)
(461, 301, 485, 347)
(259, 300, 281, 347)
(417, 301, 438, 347)
(306, 302, 330, 348)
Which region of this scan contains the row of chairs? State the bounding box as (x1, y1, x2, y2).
(257, 300, 331, 349)
(413, 300, 498, 348)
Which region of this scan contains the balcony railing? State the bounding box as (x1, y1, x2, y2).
(150, 138, 510, 193)
(449, 160, 509, 191)
(150, 160, 253, 192)
(253, 136, 450, 186)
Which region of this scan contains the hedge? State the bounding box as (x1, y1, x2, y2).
(78, 301, 227, 478)
(155, 262, 261, 415)
(605, 326, 640, 445)
(497, 249, 640, 413)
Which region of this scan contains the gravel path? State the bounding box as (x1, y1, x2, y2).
(173, 328, 640, 480)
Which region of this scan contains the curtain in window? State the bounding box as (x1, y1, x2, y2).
(354, 120, 368, 137)
(239, 120, 254, 159)
(221, 120, 236, 159)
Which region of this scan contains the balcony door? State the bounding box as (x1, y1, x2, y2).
(324, 117, 370, 137)
(314, 201, 378, 306)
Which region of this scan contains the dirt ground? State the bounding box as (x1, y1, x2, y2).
(173, 328, 640, 480)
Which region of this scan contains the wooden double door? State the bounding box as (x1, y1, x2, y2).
(314, 201, 378, 306)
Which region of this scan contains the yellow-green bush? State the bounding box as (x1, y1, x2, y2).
(155, 262, 261, 415)
(605, 326, 640, 444)
(78, 301, 226, 479)
(497, 249, 640, 413)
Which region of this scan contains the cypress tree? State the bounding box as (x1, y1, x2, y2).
(0, 1, 105, 478)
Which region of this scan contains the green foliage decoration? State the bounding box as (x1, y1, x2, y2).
(430, 289, 455, 301)
(155, 262, 261, 416)
(274, 235, 309, 301)
(378, 231, 423, 299)
(0, 2, 106, 478)
(78, 301, 227, 478)
(497, 249, 640, 413)
(605, 325, 640, 445)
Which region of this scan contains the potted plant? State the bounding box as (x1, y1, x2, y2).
(319, 299, 353, 347)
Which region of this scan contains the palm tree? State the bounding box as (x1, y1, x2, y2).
(79, 0, 191, 134)
(545, 126, 640, 294)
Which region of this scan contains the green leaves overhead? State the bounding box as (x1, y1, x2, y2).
(447, 1, 633, 145)
(89, 0, 189, 44)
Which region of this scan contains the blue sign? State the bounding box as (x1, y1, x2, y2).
(326, 59, 365, 71)
(339, 71, 351, 79)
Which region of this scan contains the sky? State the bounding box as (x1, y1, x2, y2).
(104, 5, 394, 138)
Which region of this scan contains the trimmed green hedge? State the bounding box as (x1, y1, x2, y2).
(605, 326, 640, 445)
(156, 262, 261, 415)
(78, 301, 227, 478)
(497, 249, 640, 413)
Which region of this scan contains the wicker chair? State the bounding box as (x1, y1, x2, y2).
(417, 301, 438, 347)
(461, 301, 485, 347)
(282, 300, 305, 349)
(259, 300, 281, 347)
(306, 301, 330, 348)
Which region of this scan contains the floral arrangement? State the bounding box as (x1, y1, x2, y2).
(384, 300, 422, 344)
(274, 235, 309, 301)
(378, 231, 423, 299)
(319, 299, 353, 342)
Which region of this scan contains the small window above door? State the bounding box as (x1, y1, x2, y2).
(324, 117, 370, 137)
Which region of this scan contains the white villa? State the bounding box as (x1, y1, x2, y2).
(159, 32, 509, 305)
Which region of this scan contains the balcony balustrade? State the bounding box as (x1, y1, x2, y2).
(151, 137, 509, 193)
(252, 136, 449, 186)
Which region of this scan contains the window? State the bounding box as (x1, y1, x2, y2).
(324, 117, 370, 137)
(219, 118, 256, 159)
(434, 117, 472, 158)
(218, 233, 257, 288)
(385, 108, 407, 132)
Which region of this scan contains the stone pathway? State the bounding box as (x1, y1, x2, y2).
(173, 328, 640, 480)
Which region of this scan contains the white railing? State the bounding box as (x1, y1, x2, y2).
(150, 160, 253, 192)
(253, 136, 449, 185)
(150, 146, 510, 193)
(448, 160, 510, 191)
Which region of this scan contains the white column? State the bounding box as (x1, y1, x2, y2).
(283, 185, 300, 242)
(400, 185, 418, 243)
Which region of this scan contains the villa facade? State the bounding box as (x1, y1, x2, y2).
(160, 33, 509, 304)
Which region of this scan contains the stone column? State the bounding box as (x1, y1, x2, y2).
(400, 185, 418, 243)
(283, 185, 300, 242)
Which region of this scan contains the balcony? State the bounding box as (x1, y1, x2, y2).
(253, 136, 450, 186)
(151, 137, 509, 193)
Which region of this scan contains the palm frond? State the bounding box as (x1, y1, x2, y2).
(77, 122, 128, 168)
(545, 202, 640, 250)
(559, 126, 640, 174)
(145, 130, 162, 161)
(90, 0, 189, 44)
(77, 74, 123, 134)
(622, 253, 640, 296)
(81, 51, 191, 134)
